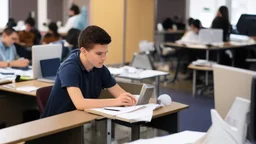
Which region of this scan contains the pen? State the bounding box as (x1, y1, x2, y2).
(104, 108, 120, 111)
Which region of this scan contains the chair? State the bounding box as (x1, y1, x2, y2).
(36, 86, 53, 113)
(130, 52, 155, 70)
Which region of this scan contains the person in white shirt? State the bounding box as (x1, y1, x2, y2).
(58, 4, 80, 34)
(180, 19, 202, 43)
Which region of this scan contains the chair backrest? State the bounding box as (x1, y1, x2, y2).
(36, 86, 53, 113)
(130, 52, 155, 70)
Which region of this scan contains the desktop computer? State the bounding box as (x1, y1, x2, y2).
(248, 76, 256, 143)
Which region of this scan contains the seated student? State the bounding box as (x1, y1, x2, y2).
(179, 19, 202, 43)
(41, 25, 136, 118)
(42, 22, 61, 44)
(58, 4, 80, 34)
(18, 17, 41, 47)
(73, 5, 88, 31)
(0, 27, 29, 68)
(66, 28, 81, 50)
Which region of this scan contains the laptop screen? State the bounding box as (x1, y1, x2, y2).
(40, 58, 60, 77)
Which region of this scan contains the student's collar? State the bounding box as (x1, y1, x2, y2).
(0, 41, 9, 49)
(77, 52, 95, 73)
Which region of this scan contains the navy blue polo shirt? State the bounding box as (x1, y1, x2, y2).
(41, 49, 116, 118)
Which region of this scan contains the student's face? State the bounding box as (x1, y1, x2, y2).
(25, 24, 33, 32)
(68, 10, 75, 17)
(83, 44, 108, 68)
(2, 32, 18, 47)
(191, 25, 199, 34)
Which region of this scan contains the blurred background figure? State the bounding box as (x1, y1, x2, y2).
(58, 4, 80, 34)
(42, 22, 61, 44)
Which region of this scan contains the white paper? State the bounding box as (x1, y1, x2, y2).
(91, 105, 146, 116)
(0, 68, 33, 77)
(117, 104, 161, 122)
(107, 67, 122, 75)
(15, 86, 39, 92)
(127, 131, 206, 144)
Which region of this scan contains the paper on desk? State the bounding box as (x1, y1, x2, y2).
(0, 68, 33, 77)
(127, 130, 206, 144)
(118, 103, 161, 122)
(108, 67, 122, 75)
(16, 86, 39, 92)
(90, 105, 146, 116)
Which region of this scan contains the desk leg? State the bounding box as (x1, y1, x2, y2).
(205, 50, 209, 86)
(131, 124, 140, 141)
(192, 69, 196, 97)
(107, 119, 112, 144)
(155, 76, 160, 97)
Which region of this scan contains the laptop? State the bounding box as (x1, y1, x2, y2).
(199, 29, 223, 45)
(40, 58, 60, 82)
(136, 84, 155, 105)
(32, 44, 62, 83)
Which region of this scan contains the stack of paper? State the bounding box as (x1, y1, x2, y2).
(192, 59, 216, 67)
(86, 103, 161, 122)
(16, 86, 39, 92)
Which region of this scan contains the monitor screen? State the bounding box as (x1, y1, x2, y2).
(249, 76, 256, 142)
(236, 14, 256, 36)
(40, 58, 60, 77)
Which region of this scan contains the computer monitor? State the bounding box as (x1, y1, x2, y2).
(236, 14, 256, 36)
(213, 64, 256, 118)
(198, 29, 223, 44)
(249, 76, 256, 143)
(32, 44, 62, 79)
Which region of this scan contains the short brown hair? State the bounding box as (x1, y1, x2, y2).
(78, 25, 111, 51)
(3, 27, 17, 36)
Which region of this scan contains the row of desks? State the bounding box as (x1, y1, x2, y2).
(0, 80, 188, 144)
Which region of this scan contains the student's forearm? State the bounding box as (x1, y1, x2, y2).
(0, 62, 8, 68)
(76, 98, 119, 110)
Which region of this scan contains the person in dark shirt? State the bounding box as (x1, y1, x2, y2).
(211, 6, 231, 42)
(42, 22, 61, 44)
(18, 17, 41, 46)
(41, 25, 136, 118)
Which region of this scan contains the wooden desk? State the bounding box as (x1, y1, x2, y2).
(164, 41, 256, 50)
(163, 41, 256, 83)
(0, 110, 100, 144)
(188, 64, 213, 96)
(86, 101, 188, 143)
(0, 80, 53, 97)
(0, 80, 53, 126)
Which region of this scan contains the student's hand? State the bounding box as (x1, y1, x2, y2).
(115, 92, 137, 106)
(10, 59, 29, 67)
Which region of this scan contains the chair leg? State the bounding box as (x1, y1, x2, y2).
(192, 70, 197, 97)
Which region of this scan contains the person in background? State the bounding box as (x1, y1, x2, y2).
(162, 18, 174, 31)
(41, 25, 136, 118)
(211, 6, 231, 42)
(18, 17, 41, 47)
(179, 19, 202, 43)
(42, 22, 61, 44)
(187, 17, 194, 30)
(6, 18, 17, 28)
(66, 28, 81, 50)
(73, 5, 88, 31)
(0, 27, 29, 68)
(58, 4, 80, 34)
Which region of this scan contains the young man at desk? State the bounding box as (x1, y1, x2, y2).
(41, 25, 136, 118)
(0, 27, 29, 68)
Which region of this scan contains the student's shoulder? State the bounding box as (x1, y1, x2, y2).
(59, 51, 80, 70)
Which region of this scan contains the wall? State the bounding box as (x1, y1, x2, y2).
(47, 0, 63, 23)
(91, 0, 124, 65)
(125, 0, 155, 62)
(156, 0, 186, 24)
(9, 0, 38, 23)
